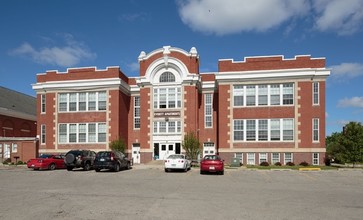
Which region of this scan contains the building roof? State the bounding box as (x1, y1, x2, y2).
(0, 86, 36, 120)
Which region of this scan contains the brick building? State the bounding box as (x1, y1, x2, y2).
(32, 46, 330, 165)
(0, 86, 37, 163)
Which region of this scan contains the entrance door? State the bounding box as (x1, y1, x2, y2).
(132, 144, 140, 164)
(4, 144, 10, 159)
(159, 144, 175, 160)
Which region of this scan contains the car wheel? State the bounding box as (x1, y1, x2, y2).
(220, 170, 224, 175)
(126, 162, 131, 170)
(200, 170, 204, 175)
(83, 162, 91, 171)
(114, 163, 120, 172)
(184, 165, 188, 172)
(49, 163, 56, 170)
(165, 168, 168, 172)
(95, 168, 100, 172)
(67, 166, 73, 171)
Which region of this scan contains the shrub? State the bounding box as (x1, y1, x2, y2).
(260, 161, 270, 166)
(17, 161, 24, 165)
(299, 161, 309, 166)
(286, 162, 295, 166)
(274, 162, 282, 166)
(2, 158, 11, 165)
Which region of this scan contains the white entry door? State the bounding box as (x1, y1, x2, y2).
(132, 144, 140, 164)
(4, 144, 10, 159)
(159, 144, 175, 160)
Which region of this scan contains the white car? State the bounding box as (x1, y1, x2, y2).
(164, 154, 191, 172)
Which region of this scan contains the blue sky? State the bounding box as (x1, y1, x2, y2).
(1, 0, 363, 136)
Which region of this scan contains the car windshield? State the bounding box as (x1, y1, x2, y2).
(96, 152, 111, 158)
(167, 154, 184, 159)
(204, 155, 219, 160)
(39, 154, 52, 158)
(67, 151, 82, 156)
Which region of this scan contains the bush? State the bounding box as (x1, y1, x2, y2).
(2, 158, 11, 165)
(260, 161, 270, 166)
(299, 161, 309, 166)
(17, 161, 24, 165)
(286, 162, 295, 166)
(274, 162, 282, 166)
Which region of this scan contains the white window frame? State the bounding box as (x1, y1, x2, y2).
(134, 96, 140, 129)
(312, 153, 319, 165)
(313, 82, 319, 105)
(12, 143, 17, 153)
(233, 83, 294, 107)
(233, 118, 294, 142)
(41, 94, 46, 113)
(58, 123, 107, 144)
(58, 91, 107, 112)
(259, 153, 268, 164)
(153, 121, 182, 134)
(41, 124, 46, 144)
(233, 120, 244, 141)
(284, 153, 293, 165)
(313, 118, 319, 142)
(205, 93, 213, 128)
(247, 153, 255, 165)
(271, 153, 280, 165)
(153, 87, 181, 109)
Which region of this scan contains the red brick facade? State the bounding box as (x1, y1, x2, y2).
(32, 46, 329, 165)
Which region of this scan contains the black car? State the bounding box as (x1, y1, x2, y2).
(64, 150, 96, 171)
(94, 151, 131, 172)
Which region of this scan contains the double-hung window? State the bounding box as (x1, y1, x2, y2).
(283, 83, 294, 105)
(313, 82, 319, 105)
(270, 84, 280, 105)
(41, 124, 46, 144)
(246, 120, 256, 141)
(271, 153, 280, 165)
(134, 97, 140, 129)
(258, 85, 268, 106)
(283, 119, 294, 141)
(284, 153, 293, 164)
(98, 92, 107, 110)
(154, 88, 181, 109)
(312, 153, 319, 165)
(205, 94, 213, 128)
(233, 85, 244, 106)
(313, 118, 319, 142)
(258, 120, 268, 141)
(270, 119, 280, 141)
(41, 94, 46, 113)
(233, 120, 244, 141)
(246, 85, 256, 106)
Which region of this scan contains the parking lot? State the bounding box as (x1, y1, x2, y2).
(0, 166, 362, 220)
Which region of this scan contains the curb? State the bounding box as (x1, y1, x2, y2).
(298, 167, 321, 171)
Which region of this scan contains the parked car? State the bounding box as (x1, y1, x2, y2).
(164, 154, 191, 172)
(27, 154, 66, 170)
(200, 155, 224, 175)
(64, 150, 96, 171)
(94, 151, 131, 172)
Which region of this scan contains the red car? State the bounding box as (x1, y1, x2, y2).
(27, 154, 66, 170)
(200, 155, 224, 175)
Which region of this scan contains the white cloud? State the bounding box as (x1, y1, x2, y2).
(177, 0, 363, 36)
(10, 34, 96, 67)
(330, 63, 363, 80)
(312, 0, 363, 35)
(127, 62, 140, 72)
(338, 97, 363, 108)
(177, 0, 310, 35)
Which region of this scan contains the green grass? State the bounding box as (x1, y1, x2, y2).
(245, 165, 338, 170)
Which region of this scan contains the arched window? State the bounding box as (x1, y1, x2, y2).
(159, 72, 175, 83)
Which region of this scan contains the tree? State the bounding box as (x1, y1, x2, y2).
(182, 131, 201, 161)
(326, 122, 363, 165)
(340, 122, 363, 166)
(109, 138, 126, 154)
